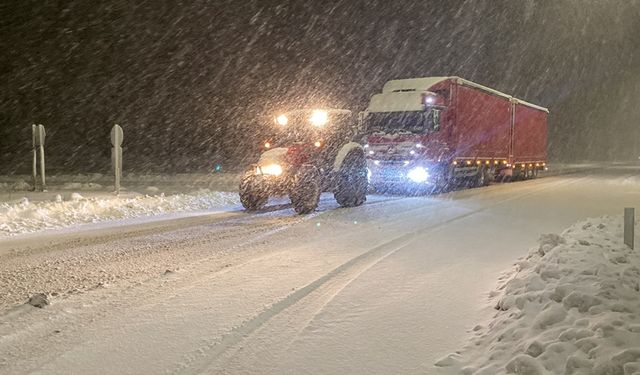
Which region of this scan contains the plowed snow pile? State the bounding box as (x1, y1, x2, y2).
(0, 190, 239, 236)
(437, 216, 640, 375)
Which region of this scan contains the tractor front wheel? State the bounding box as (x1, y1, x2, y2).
(290, 165, 321, 214)
(239, 170, 268, 211)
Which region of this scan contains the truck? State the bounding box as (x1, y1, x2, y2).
(361, 76, 548, 192)
(239, 108, 368, 214)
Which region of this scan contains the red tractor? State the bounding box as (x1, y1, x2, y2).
(239, 108, 368, 214)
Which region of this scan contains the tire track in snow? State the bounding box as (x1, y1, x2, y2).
(0, 193, 403, 259)
(0, 191, 418, 374)
(0, 192, 409, 315)
(0, 194, 422, 374)
(176, 175, 588, 374)
(0, 212, 331, 374)
(0, 175, 590, 374)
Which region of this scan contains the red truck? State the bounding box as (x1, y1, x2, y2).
(362, 76, 548, 192)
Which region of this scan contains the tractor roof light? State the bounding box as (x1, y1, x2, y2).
(309, 110, 329, 127)
(276, 114, 289, 126)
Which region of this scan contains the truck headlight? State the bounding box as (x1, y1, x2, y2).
(407, 166, 429, 183)
(257, 164, 283, 176)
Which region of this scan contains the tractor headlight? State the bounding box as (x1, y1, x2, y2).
(407, 166, 429, 183)
(257, 164, 283, 176)
(309, 110, 329, 127)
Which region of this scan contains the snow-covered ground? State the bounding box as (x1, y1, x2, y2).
(0, 163, 600, 237)
(1, 166, 640, 375)
(437, 215, 640, 374)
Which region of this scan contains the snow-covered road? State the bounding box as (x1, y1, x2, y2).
(2, 167, 640, 374)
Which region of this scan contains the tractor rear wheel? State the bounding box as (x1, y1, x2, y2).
(290, 165, 321, 214)
(334, 151, 367, 207)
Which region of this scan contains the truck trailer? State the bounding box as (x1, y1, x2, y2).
(362, 76, 548, 192)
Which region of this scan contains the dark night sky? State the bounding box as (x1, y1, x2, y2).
(1, 0, 640, 174)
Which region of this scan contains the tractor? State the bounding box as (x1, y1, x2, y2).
(239, 108, 368, 214)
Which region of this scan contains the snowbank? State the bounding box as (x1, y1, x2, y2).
(437, 216, 640, 374)
(0, 179, 33, 191)
(61, 182, 104, 190)
(0, 189, 239, 236)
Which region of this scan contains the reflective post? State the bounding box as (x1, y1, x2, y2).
(38, 124, 46, 191)
(31, 124, 46, 191)
(31, 124, 37, 191)
(110, 124, 123, 195)
(624, 207, 635, 249)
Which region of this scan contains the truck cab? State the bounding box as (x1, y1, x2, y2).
(361, 78, 453, 190)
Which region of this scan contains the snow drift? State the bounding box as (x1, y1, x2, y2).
(0, 189, 239, 236)
(437, 216, 640, 374)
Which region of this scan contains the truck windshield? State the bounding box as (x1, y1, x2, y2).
(365, 110, 440, 134)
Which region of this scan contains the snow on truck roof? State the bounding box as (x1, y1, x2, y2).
(382, 77, 451, 93)
(281, 108, 352, 116)
(379, 76, 549, 113)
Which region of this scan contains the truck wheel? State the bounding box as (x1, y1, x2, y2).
(239, 171, 268, 211)
(334, 151, 367, 207)
(434, 166, 455, 192)
(482, 168, 492, 186)
(290, 165, 321, 214)
(432, 167, 454, 194)
(474, 168, 491, 187)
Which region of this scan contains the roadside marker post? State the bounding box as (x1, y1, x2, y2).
(31, 125, 37, 190)
(624, 207, 635, 249)
(110, 124, 123, 195)
(31, 124, 47, 191)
